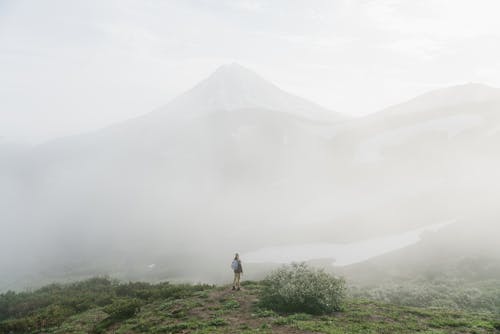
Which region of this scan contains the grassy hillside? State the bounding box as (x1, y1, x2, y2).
(0, 278, 499, 333)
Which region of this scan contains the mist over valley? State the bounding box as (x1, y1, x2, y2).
(2, 64, 500, 291)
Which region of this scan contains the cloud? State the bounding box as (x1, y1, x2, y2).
(2, 0, 500, 141)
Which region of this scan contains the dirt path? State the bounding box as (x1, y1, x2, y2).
(189, 285, 314, 333)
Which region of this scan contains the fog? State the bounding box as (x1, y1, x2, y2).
(244, 220, 456, 266)
(2, 1, 500, 292)
(2, 64, 500, 290)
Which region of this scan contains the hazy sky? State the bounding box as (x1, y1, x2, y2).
(2, 0, 500, 144)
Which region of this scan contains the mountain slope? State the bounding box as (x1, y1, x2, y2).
(4, 67, 500, 291)
(315, 82, 500, 236)
(336, 83, 500, 164)
(1, 64, 346, 291)
(339, 217, 500, 284)
(379, 83, 500, 116)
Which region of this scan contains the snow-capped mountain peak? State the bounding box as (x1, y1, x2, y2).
(163, 63, 343, 122)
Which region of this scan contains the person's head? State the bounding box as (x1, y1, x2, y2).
(234, 253, 239, 260)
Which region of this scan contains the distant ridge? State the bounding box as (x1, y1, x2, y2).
(378, 83, 500, 116)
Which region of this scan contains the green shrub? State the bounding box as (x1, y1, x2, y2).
(93, 298, 142, 333)
(208, 317, 227, 326)
(252, 308, 277, 318)
(0, 277, 213, 333)
(222, 299, 240, 310)
(259, 263, 346, 315)
(0, 317, 35, 333)
(349, 278, 500, 313)
(102, 298, 141, 319)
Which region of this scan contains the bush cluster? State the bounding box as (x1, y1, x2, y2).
(259, 263, 346, 315)
(0, 277, 211, 334)
(350, 278, 500, 313)
(92, 298, 142, 333)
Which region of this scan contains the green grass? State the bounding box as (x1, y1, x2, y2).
(0, 279, 498, 333)
(349, 277, 500, 313)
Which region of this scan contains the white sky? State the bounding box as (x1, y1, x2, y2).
(2, 0, 500, 144)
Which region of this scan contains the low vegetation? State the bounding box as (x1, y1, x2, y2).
(0, 275, 498, 333)
(350, 277, 500, 313)
(0, 277, 211, 333)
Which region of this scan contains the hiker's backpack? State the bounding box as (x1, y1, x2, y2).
(231, 260, 238, 271)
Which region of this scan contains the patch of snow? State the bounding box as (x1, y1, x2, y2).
(244, 220, 456, 267)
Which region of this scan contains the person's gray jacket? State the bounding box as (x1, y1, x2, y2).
(234, 260, 243, 274)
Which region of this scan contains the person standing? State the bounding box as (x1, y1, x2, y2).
(231, 253, 243, 290)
